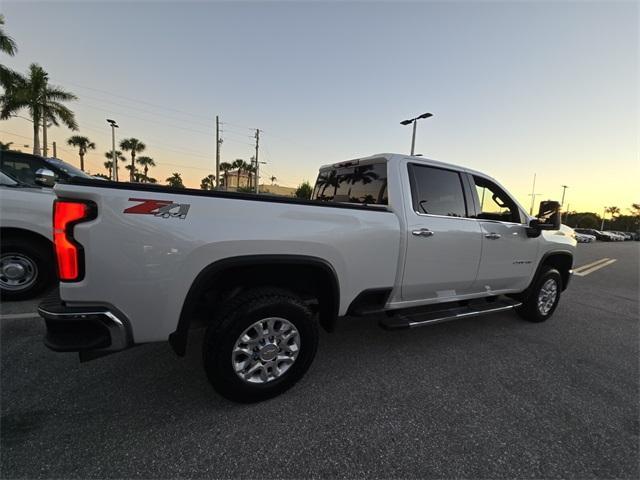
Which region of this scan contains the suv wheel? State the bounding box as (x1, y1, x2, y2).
(516, 267, 562, 322)
(202, 287, 318, 403)
(0, 238, 54, 301)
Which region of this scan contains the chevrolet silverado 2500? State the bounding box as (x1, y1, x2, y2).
(39, 153, 575, 402)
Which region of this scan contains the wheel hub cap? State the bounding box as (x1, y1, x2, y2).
(537, 278, 558, 315)
(0, 254, 38, 291)
(232, 317, 301, 384)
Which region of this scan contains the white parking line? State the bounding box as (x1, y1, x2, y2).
(573, 258, 611, 273)
(574, 258, 617, 277)
(0, 312, 39, 320)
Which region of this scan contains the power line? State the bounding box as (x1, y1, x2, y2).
(75, 92, 214, 129)
(79, 102, 212, 136)
(51, 77, 213, 121)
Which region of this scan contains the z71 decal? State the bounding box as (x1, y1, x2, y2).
(123, 198, 190, 219)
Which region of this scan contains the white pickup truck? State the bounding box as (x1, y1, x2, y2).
(39, 153, 576, 402)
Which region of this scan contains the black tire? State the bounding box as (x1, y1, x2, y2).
(0, 237, 55, 301)
(516, 267, 562, 323)
(202, 287, 318, 403)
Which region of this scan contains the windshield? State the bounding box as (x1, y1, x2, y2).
(45, 158, 92, 179)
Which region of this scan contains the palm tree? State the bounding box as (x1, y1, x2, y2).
(270, 175, 277, 185)
(200, 174, 216, 190)
(0, 15, 18, 89)
(219, 162, 232, 189)
(245, 162, 256, 189)
(135, 156, 156, 182)
(0, 64, 78, 155)
(125, 165, 146, 183)
(605, 206, 621, 219)
(119, 138, 146, 182)
(66, 135, 95, 171)
(0, 15, 17, 56)
(166, 172, 184, 188)
(232, 158, 245, 189)
(0, 141, 13, 150)
(104, 150, 124, 178)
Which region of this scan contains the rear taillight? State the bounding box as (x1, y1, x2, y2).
(53, 200, 95, 281)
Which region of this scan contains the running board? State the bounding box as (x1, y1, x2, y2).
(380, 297, 522, 330)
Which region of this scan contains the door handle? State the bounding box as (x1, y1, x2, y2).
(412, 228, 434, 237)
(485, 232, 501, 240)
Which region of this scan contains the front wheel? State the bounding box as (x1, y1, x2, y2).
(516, 267, 562, 322)
(202, 287, 319, 403)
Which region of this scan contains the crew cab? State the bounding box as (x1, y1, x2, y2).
(38, 153, 575, 402)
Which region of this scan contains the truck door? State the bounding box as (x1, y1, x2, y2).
(401, 164, 483, 302)
(470, 175, 539, 292)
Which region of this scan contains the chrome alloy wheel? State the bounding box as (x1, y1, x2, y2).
(232, 317, 301, 384)
(0, 253, 38, 291)
(537, 278, 558, 316)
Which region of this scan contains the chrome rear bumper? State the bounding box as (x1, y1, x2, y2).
(38, 293, 131, 360)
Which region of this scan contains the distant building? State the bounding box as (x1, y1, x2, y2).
(222, 170, 251, 189)
(259, 184, 296, 197)
(219, 171, 296, 196)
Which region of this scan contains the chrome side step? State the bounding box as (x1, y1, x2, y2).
(379, 297, 522, 330)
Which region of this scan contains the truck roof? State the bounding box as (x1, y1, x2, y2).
(321, 153, 531, 218)
(321, 153, 486, 177)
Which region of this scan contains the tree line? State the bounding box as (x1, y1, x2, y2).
(565, 204, 640, 232)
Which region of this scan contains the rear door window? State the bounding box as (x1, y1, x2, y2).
(408, 164, 467, 217)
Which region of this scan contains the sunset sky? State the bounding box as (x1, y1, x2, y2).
(1, 1, 637, 214)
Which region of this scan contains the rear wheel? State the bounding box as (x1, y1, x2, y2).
(0, 238, 55, 301)
(202, 287, 318, 403)
(516, 267, 562, 322)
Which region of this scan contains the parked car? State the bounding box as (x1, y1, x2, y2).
(575, 232, 596, 243)
(613, 231, 633, 241)
(574, 228, 614, 241)
(604, 231, 624, 241)
(0, 170, 56, 300)
(39, 153, 575, 402)
(0, 150, 92, 188)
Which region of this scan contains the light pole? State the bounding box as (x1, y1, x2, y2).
(400, 112, 433, 155)
(107, 119, 119, 181)
(601, 207, 607, 231)
(560, 185, 569, 206)
(529, 173, 537, 215)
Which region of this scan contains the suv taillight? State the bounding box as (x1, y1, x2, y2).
(53, 200, 95, 281)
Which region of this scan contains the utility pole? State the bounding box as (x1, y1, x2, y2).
(215, 116, 221, 188)
(529, 173, 537, 215)
(52, 141, 57, 158)
(254, 129, 260, 194)
(560, 185, 569, 206)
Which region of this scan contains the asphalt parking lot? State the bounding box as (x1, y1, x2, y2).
(1, 242, 638, 479)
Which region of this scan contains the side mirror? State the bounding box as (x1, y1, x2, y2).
(35, 168, 56, 187)
(526, 200, 561, 237)
(536, 200, 561, 230)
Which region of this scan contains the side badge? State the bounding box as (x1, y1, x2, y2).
(123, 198, 190, 219)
